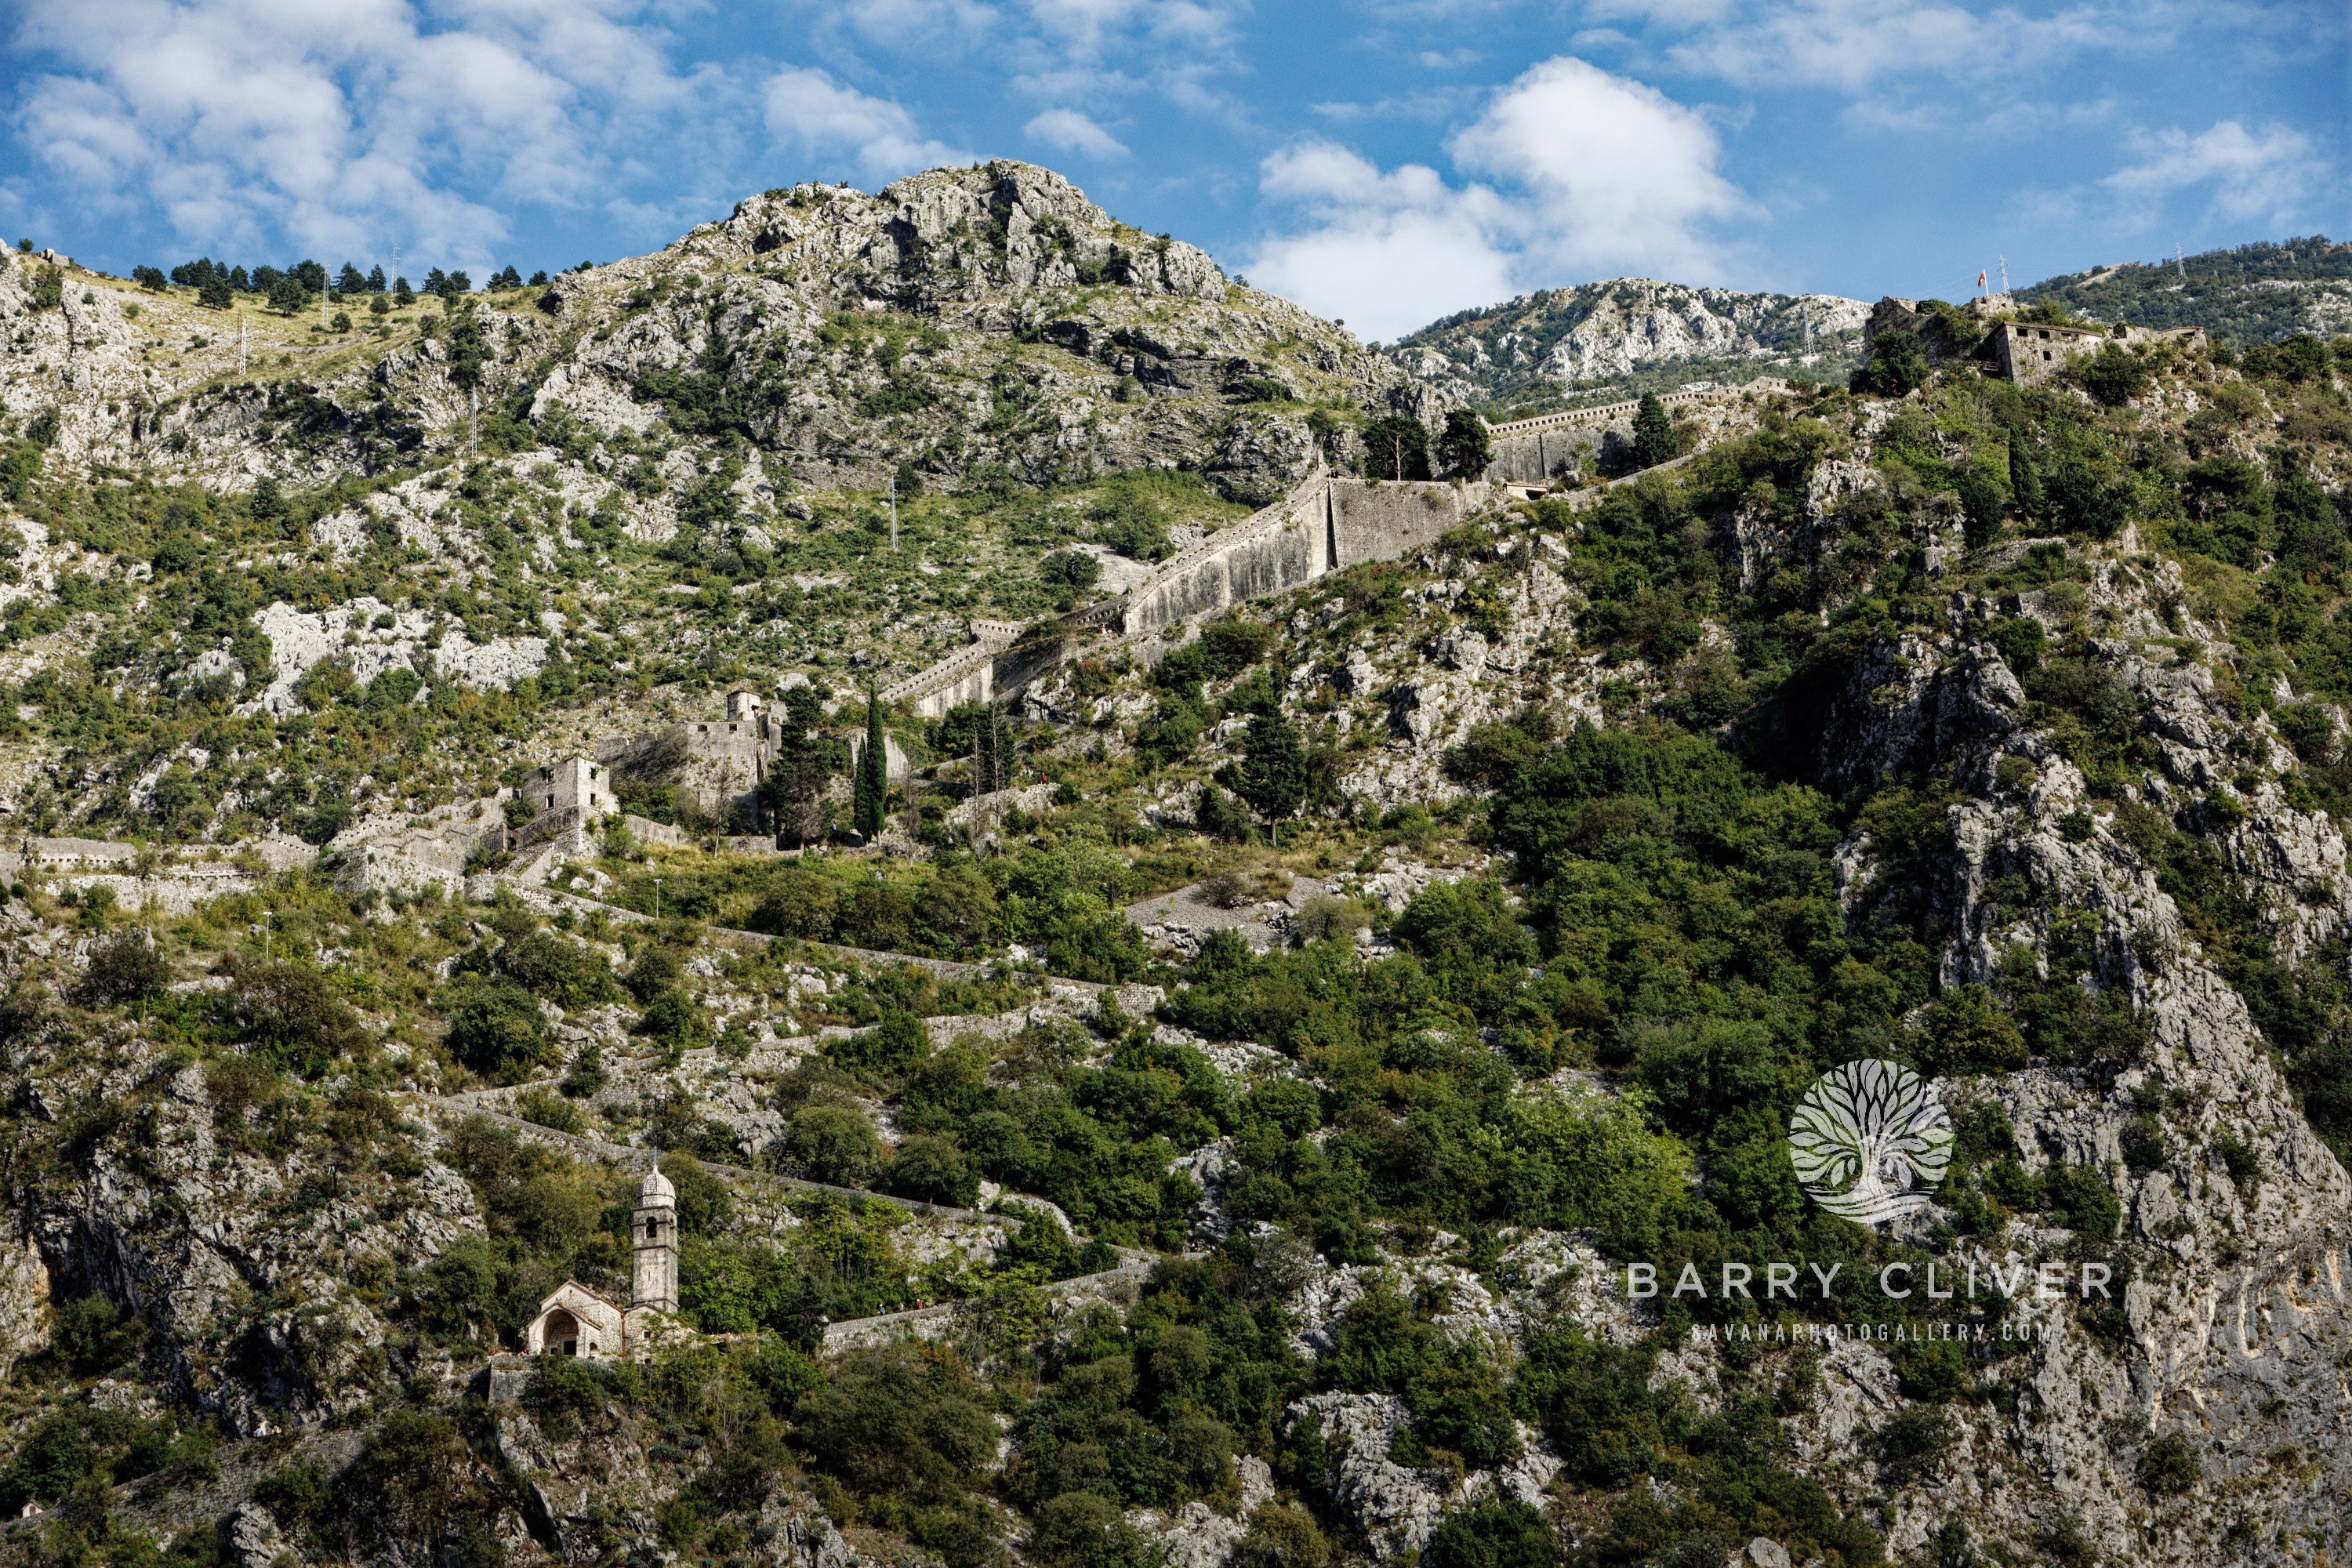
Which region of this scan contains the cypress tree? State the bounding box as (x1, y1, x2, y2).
(2008, 429, 2042, 517)
(855, 685, 888, 839)
(1632, 395, 1676, 468)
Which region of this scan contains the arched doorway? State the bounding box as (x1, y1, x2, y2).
(543, 1308, 580, 1356)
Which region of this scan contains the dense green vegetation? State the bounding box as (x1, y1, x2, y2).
(2018, 235, 2352, 347)
(5, 274, 2352, 1567)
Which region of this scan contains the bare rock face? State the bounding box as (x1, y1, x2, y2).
(1288, 1393, 1559, 1563)
(223, 1501, 291, 1568)
(0, 1232, 49, 1377)
(1391, 278, 1869, 407)
(1131, 1454, 1275, 1568)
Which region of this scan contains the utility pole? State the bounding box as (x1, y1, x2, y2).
(887, 469, 898, 550)
(468, 386, 477, 457)
(2175, 244, 2186, 280)
(1998, 256, 2009, 294)
(238, 315, 247, 376)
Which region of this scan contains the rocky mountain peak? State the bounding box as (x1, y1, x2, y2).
(1392, 274, 1870, 413)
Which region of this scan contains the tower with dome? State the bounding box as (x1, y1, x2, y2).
(523, 1166, 686, 1359)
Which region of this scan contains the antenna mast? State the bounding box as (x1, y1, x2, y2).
(1998, 255, 2009, 294)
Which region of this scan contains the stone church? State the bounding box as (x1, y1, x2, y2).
(523, 1167, 682, 1359)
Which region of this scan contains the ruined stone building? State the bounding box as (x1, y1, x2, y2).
(521, 757, 618, 821)
(1865, 293, 2206, 384)
(1987, 318, 2205, 382)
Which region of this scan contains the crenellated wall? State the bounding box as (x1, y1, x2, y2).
(883, 472, 1501, 717)
(1476, 377, 1792, 484)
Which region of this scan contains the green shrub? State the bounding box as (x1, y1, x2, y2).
(229, 959, 361, 1076)
(784, 1103, 884, 1185)
(1915, 985, 2027, 1076)
(74, 929, 171, 1006)
(1875, 1406, 1954, 1482)
(886, 1133, 978, 1206)
(1232, 1504, 1329, 1568)
(1424, 1500, 1552, 1568)
(795, 1345, 997, 1500)
(445, 973, 554, 1083)
(2136, 1431, 2199, 1495)
(341, 1409, 475, 1554)
(1029, 1492, 1160, 1568)
(498, 930, 621, 1009)
(2042, 1162, 2120, 1240)
(834, 1010, 929, 1075)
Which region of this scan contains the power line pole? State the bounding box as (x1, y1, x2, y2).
(1998, 256, 2009, 294)
(887, 469, 898, 550)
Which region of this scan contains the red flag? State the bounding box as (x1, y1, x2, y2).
(1977, 270, 1987, 289)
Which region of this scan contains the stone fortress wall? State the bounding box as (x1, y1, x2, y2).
(1479, 379, 1791, 485)
(890, 473, 1497, 718)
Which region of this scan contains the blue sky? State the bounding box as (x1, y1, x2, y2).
(3, 0, 2344, 341)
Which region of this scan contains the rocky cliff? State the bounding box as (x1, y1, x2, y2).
(1388, 279, 1868, 415)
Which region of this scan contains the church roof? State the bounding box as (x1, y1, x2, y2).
(637, 1167, 677, 1206)
(535, 1279, 623, 1319)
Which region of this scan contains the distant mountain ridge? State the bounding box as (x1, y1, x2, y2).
(2017, 235, 2352, 347)
(1388, 278, 1868, 416)
(1398, 238, 2352, 416)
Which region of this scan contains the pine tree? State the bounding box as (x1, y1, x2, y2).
(1233, 713, 1308, 844)
(446, 310, 485, 390)
(854, 686, 888, 840)
(1436, 409, 1493, 478)
(1361, 414, 1429, 481)
(1632, 395, 1676, 468)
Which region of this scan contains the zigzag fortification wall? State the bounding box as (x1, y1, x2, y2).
(891, 475, 1489, 717)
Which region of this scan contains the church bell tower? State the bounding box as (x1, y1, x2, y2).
(631, 1167, 679, 1314)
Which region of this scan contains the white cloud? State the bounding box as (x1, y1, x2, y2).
(2103, 119, 2328, 223)
(1581, 0, 2172, 94)
(763, 66, 968, 178)
(1247, 143, 1518, 339)
(1448, 56, 1751, 275)
(1246, 56, 1753, 340)
(1025, 107, 1127, 157)
(10, 0, 735, 273)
